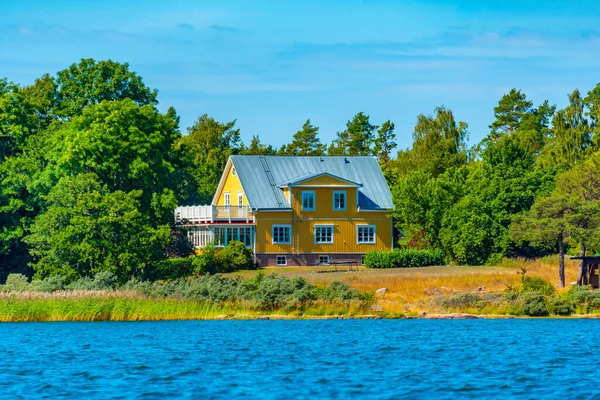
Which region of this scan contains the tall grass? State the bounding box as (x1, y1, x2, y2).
(0, 295, 374, 322)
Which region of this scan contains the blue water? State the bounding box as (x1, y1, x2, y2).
(0, 319, 598, 399)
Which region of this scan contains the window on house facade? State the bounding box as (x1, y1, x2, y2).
(276, 255, 287, 266)
(319, 255, 330, 264)
(237, 192, 243, 206)
(232, 167, 236, 176)
(357, 225, 376, 244)
(314, 225, 334, 244)
(224, 192, 230, 207)
(302, 191, 315, 210)
(213, 226, 253, 247)
(272, 224, 291, 244)
(333, 191, 346, 210)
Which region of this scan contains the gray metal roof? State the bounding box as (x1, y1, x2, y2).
(231, 155, 393, 210)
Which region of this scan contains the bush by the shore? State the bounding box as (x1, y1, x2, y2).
(438, 278, 600, 317)
(0, 272, 375, 321)
(364, 249, 445, 269)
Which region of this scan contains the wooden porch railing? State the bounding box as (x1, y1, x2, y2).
(174, 205, 253, 224)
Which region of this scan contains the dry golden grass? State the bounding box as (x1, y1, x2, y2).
(234, 256, 580, 315)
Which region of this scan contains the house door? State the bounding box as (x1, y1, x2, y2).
(238, 192, 244, 217)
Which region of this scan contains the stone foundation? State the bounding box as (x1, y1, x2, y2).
(255, 253, 365, 267)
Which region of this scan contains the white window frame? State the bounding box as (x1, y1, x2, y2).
(224, 192, 230, 207)
(314, 225, 334, 244)
(319, 255, 330, 264)
(237, 192, 244, 206)
(272, 224, 291, 244)
(301, 191, 316, 211)
(333, 191, 346, 211)
(357, 225, 376, 244)
(276, 255, 287, 266)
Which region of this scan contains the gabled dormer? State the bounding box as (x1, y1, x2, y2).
(278, 172, 363, 215)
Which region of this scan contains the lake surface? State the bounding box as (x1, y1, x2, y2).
(0, 319, 598, 399)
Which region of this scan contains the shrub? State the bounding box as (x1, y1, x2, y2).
(521, 277, 555, 296)
(146, 258, 193, 281)
(364, 249, 445, 269)
(191, 242, 253, 275)
(67, 271, 118, 290)
(218, 240, 253, 272)
(564, 285, 600, 313)
(549, 297, 574, 316)
(521, 292, 548, 317)
(3, 274, 29, 292)
(441, 292, 481, 309)
(67, 276, 95, 290)
(323, 281, 363, 301)
(92, 271, 118, 289)
(37, 275, 67, 292)
(192, 245, 219, 275)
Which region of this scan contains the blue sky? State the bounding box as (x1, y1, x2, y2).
(2, 0, 600, 150)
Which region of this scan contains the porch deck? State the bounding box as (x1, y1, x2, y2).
(175, 205, 254, 224)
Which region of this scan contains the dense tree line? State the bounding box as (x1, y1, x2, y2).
(2, 59, 600, 286)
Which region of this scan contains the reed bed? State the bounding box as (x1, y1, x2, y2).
(0, 296, 373, 322)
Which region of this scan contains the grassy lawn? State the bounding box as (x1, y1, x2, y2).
(234, 256, 580, 315)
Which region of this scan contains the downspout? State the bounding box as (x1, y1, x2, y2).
(253, 209, 257, 266)
(391, 210, 394, 251)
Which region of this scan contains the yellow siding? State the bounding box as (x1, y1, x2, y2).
(294, 174, 359, 187)
(295, 218, 392, 253)
(255, 211, 293, 253)
(215, 164, 246, 206)
(291, 187, 358, 218)
(255, 196, 392, 254)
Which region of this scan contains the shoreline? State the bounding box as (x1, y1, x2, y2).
(2, 296, 599, 322)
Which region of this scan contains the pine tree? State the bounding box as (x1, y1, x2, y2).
(328, 112, 376, 155)
(241, 135, 276, 155)
(282, 119, 324, 156)
(488, 89, 533, 139)
(374, 120, 397, 163)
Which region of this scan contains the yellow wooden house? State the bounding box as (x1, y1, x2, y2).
(175, 156, 394, 266)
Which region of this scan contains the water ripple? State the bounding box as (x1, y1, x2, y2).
(0, 319, 598, 399)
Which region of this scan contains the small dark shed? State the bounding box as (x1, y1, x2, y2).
(571, 256, 600, 288)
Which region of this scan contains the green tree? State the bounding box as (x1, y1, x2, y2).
(392, 167, 466, 249)
(178, 115, 242, 204)
(411, 106, 469, 177)
(374, 120, 397, 162)
(540, 89, 591, 168)
(241, 135, 276, 156)
(440, 196, 505, 265)
(280, 119, 325, 156)
(54, 58, 158, 119)
(25, 174, 170, 281)
(0, 62, 165, 279)
(329, 112, 376, 155)
(40, 99, 180, 223)
(510, 194, 575, 288)
(0, 79, 38, 161)
(584, 82, 600, 151)
(483, 89, 555, 155)
(374, 120, 397, 182)
(489, 89, 534, 139)
(555, 154, 600, 283)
